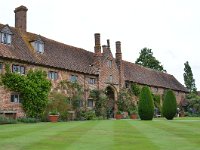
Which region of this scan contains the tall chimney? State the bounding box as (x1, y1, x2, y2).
(94, 33, 101, 55)
(115, 41, 122, 61)
(14, 5, 28, 31)
(115, 41, 124, 89)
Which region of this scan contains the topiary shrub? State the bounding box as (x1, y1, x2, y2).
(162, 89, 177, 120)
(138, 86, 154, 120)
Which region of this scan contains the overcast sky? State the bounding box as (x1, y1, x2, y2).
(0, 0, 199, 90)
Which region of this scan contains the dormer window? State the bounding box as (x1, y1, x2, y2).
(0, 26, 13, 45)
(31, 38, 44, 53)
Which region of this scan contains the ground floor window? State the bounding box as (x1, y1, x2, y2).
(11, 94, 22, 103)
(87, 99, 93, 107)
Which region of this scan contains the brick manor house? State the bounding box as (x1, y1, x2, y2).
(0, 6, 188, 118)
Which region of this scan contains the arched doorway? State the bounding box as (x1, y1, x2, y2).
(105, 86, 116, 118)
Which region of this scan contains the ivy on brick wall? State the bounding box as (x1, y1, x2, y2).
(1, 64, 51, 118)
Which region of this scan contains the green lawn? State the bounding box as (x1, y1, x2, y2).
(1, 118, 200, 150)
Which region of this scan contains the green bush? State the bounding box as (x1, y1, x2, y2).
(162, 89, 177, 120)
(138, 86, 154, 120)
(79, 110, 96, 120)
(17, 117, 40, 123)
(0, 116, 17, 124)
(43, 92, 70, 121)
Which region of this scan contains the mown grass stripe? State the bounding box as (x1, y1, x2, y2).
(66, 120, 114, 150)
(148, 119, 200, 146)
(0, 121, 89, 150)
(22, 121, 100, 150)
(128, 119, 199, 150)
(113, 120, 159, 150)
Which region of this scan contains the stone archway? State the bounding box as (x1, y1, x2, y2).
(105, 86, 117, 118)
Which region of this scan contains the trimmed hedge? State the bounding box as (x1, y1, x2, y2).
(138, 86, 154, 120)
(162, 89, 177, 120)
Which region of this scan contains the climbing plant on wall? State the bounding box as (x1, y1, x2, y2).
(1, 64, 51, 118)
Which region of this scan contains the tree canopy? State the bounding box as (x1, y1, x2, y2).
(135, 47, 166, 72)
(183, 61, 197, 93)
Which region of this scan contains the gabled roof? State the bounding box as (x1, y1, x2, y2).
(123, 61, 188, 92)
(0, 23, 97, 75)
(0, 23, 188, 92)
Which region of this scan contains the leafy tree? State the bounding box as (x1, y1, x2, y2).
(162, 89, 177, 120)
(1, 68, 51, 118)
(135, 47, 166, 72)
(138, 86, 154, 120)
(183, 61, 197, 93)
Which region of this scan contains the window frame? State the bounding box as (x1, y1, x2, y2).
(36, 41, 44, 53)
(0, 32, 12, 45)
(11, 94, 22, 103)
(87, 99, 93, 108)
(12, 64, 25, 75)
(48, 71, 58, 80)
(88, 78, 96, 84)
(70, 75, 78, 82)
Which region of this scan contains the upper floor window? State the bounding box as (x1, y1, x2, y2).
(88, 78, 96, 84)
(48, 71, 58, 80)
(109, 75, 113, 82)
(31, 38, 44, 53)
(12, 65, 25, 74)
(70, 75, 78, 82)
(0, 26, 13, 45)
(1, 33, 12, 44)
(107, 60, 112, 68)
(11, 94, 22, 103)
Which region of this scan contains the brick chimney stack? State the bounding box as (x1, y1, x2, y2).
(94, 33, 102, 69)
(115, 41, 124, 88)
(14, 5, 28, 31)
(115, 41, 122, 62)
(94, 33, 101, 55)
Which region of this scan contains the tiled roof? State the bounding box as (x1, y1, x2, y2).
(123, 61, 188, 92)
(0, 24, 97, 75)
(0, 23, 188, 92)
